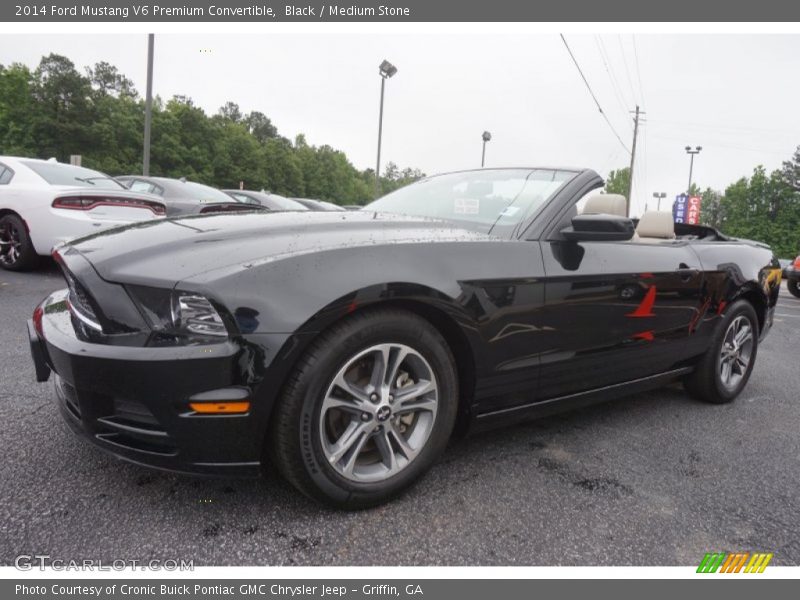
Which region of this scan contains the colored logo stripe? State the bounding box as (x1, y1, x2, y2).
(720, 553, 749, 573)
(745, 553, 773, 573)
(697, 553, 726, 573)
(697, 552, 773, 573)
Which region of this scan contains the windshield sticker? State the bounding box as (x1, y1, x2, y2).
(499, 206, 520, 217)
(454, 198, 480, 215)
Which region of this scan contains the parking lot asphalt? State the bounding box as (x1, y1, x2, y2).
(1, 262, 798, 566)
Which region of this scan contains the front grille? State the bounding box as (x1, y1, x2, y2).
(95, 397, 176, 455)
(57, 374, 177, 456)
(107, 397, 160, 429)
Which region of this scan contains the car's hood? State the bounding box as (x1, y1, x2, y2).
(67, 211, 493, 286)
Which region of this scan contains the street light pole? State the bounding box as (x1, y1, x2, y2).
(143, 33, 154, 176)
(685, 145, 702, 194)
(652, 191, 666, 211)
(375, 59, 397, 198)
(481, 131, 491, 167)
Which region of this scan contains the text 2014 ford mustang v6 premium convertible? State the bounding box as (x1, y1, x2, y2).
(28, 168, 781, 508)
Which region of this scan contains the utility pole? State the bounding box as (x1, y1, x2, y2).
(143, 34, 154, 176)
(626, 105, 643, 217)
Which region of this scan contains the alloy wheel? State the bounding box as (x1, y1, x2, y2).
(0, 220, 22, 267)
(718, 315, 754, 392)
(319, 343, 438, 483)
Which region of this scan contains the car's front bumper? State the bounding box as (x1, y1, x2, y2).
(29, 289, 273, 477)
(785, 265, 799, 282)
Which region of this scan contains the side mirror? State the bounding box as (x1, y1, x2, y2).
(561, 213, 635, 242)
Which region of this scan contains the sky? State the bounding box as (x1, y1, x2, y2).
(1, 33, 799, 216)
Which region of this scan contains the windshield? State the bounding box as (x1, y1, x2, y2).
(364, 169, 574, 233)
(22, 161, 126, 190)
(226, 192, 262, 205)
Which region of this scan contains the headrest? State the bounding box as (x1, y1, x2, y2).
(582, 194, 627, 217)
(636, 211, 676, 239)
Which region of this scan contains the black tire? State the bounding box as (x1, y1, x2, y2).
(0, 214, 39, 271)
(268, 308, 458, 509)
(684, 299, 759, 404)
(788, 279, 800, 298)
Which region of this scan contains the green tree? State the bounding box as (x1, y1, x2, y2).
(261, 136, 304, 195)
(217, 101, 242, 122)
(377, 161, 425, 198)
(244, 111, 278, 143)
(86, 61, 137, 98)
(0, 63, 36, 155)
(31, 53, 95, 160)
(720, 165, 800, 257)
(781, 145, 800, 192)
(699, 187, 725, 230)
(0, 53, 425, 207)
(211, 119, 262, 188)
(605, 167, 630, 198)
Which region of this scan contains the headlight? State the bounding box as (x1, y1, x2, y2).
(127, 285, 229, 342)
(171, 294, 227, 337)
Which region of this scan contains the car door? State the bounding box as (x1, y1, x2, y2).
(534, 237, 705, 400)
(458, 260, 547, 414)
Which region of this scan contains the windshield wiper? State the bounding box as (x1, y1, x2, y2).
(74, 177, 97, 185)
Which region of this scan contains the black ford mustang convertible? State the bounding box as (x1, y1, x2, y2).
(28, 168, 781, 508)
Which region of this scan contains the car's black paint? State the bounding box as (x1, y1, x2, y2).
(561, 213, 636, 242)
(32, 168, 781, 476)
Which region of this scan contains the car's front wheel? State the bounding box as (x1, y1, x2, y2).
(0, 214, 39, 271)
(684, 299, 759, 404)
(788, 279, 800, 298)
(268, 309, 458, 508)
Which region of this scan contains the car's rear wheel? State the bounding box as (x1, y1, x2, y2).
(684, 299, 758, 404)
(788, 279, 800, 298)
(0, 214, 39, 271)
(268, 309, 458, 508)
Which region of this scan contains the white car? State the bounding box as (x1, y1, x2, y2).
(0, 157, 166, 271)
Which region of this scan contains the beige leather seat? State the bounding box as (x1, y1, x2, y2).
(636, 211, 676, 243)
(581, 194, 627, 217)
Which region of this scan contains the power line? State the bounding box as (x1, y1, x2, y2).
(649, 132, 792, 156)
(594, 35, 632, 132)
(647, 118, 799, 138)
(631, 35, 647, 108)
(617, 35, 639, 107)
(601, 145, 626, 175)
(559, 34, 631, 155)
